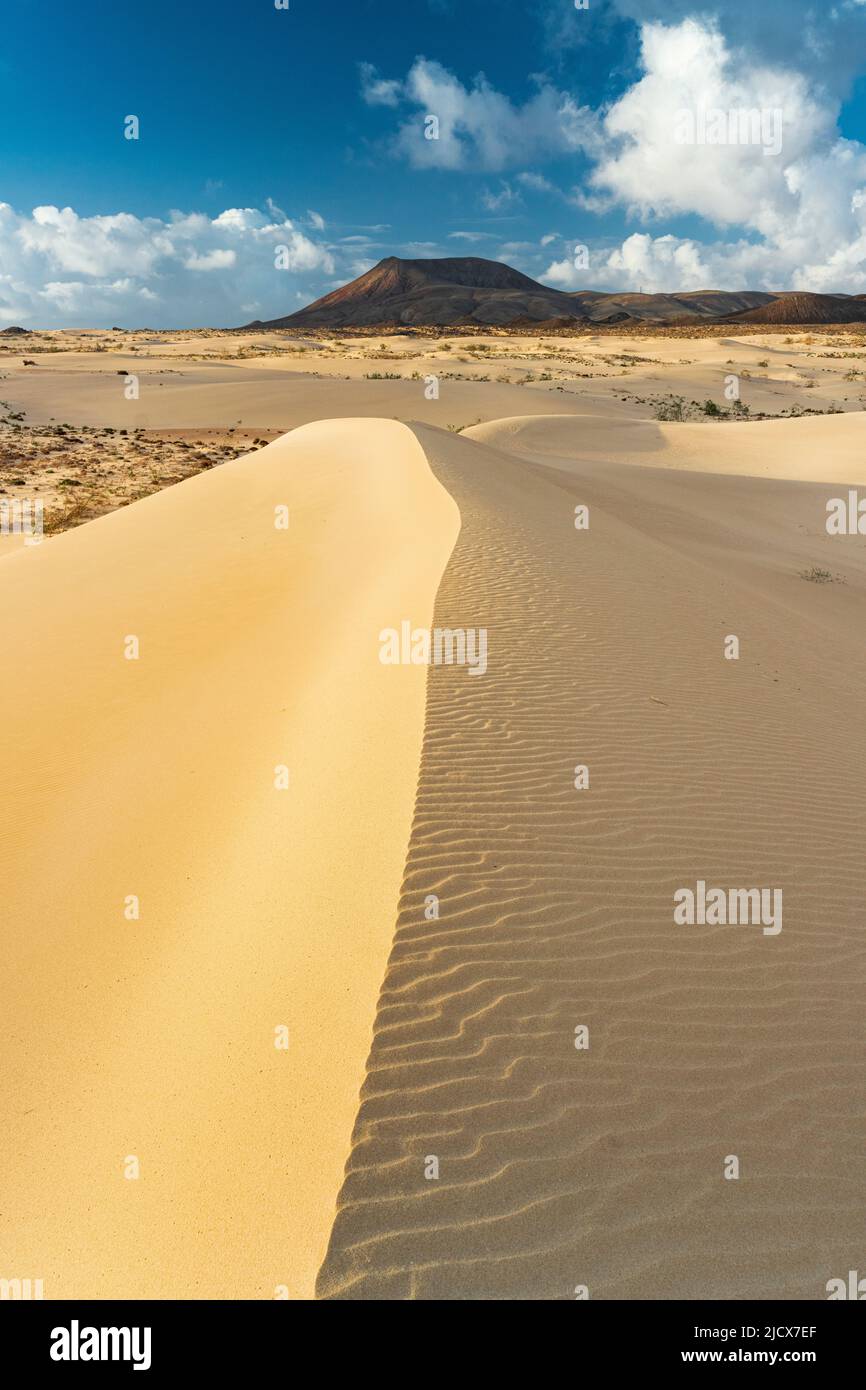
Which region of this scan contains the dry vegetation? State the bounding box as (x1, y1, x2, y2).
(0, 401, 272, 532)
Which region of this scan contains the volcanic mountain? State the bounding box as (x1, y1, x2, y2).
(246, 256, 589, 329)
(244, 256, 866, 330)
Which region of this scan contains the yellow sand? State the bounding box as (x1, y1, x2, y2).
(0, 419, 459, 1299)
(467, 410, 866, 483)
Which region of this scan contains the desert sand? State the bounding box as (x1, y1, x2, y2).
(0, 419, 458, 1298)
(318, 420, 866, 1299)
(1, 330, 865, 1300)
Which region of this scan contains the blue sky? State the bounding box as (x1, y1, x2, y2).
(2, 0, 866, 325)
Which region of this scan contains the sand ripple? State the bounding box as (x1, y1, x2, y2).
(317, 420, 866, 1300)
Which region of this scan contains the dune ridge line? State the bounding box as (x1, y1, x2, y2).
(0, 417, 459, 1299)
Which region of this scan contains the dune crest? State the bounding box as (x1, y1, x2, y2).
(0, 418, 459, 1299)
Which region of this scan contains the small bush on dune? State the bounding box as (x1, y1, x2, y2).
(655, 395, 686, 421)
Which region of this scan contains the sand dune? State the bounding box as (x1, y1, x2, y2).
(317, 419, 866, 1300)
(0, 419, 459, 1299)
(0, 533, 30, 558)
(467, 410, 866, 483)
(3, 398, 865, 1302)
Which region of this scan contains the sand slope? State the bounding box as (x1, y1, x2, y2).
(317, 418, 866, 1299)
(467, 411, 866, 483)
(0, 418, 459, 1299)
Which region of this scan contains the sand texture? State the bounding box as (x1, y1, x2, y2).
(316, 419, 866, 1300)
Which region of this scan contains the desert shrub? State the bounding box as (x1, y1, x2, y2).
(655, 395, 686, 421)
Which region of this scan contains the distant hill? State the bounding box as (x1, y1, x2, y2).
(570, 290, 776, 324)
(720, 292, 866, 325)
(243, 257, 866, 330)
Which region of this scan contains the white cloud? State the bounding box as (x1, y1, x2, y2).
(185, 249, 236, 272)
(15, 206, 170, 278)
(0, 203, 335, 327)
(40, 278, 157, 311)
(544, 19, 866, 292)
(359, 62, 403, 108)
(366, 57, 600, 171)
(587, 20, 830, 228)
(517, 171, 555, 193)
(482, 181, 521, 212)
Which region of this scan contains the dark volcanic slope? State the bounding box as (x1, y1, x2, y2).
(244, 256, 866, 330)
(724, 293, 866, 325)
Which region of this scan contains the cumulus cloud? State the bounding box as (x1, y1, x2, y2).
(544, 19, 866, 292)
(607, 0, 866, 97)
(546, 231, 715, 291)
(359, 62, 403, 108)
(585, 20, 831, 228)
(363, 56, 600, 171)
(0, 203, 335, 326)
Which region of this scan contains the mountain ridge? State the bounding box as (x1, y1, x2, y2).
(243, 257, 866, 330)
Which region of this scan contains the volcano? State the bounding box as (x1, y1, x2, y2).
(244, 256, 589, 329)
